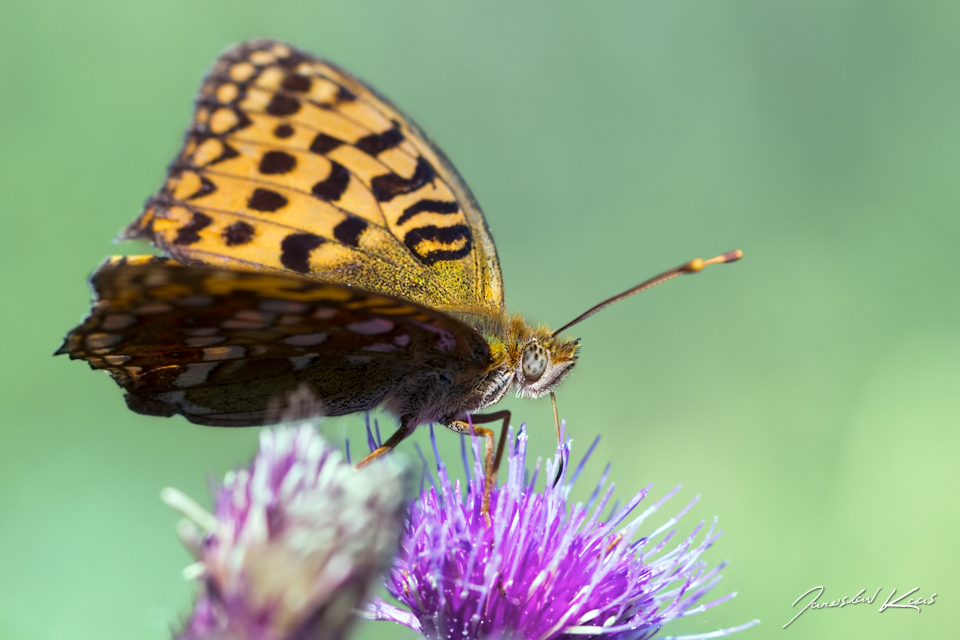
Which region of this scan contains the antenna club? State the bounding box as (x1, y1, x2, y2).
(701, 249, 744, 268)
(724, 249, 744, 262)
(686, 258, 706, 273)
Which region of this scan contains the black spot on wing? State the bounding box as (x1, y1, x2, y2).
(333, 218, 368, 248)
(281, 73, 312, 93)
(311, 161, 350, 201)
(396, 199, 459, 225)
(371, 157, 436, 202)
(276, 49, 308, 70)
(248, 188, 288, 212)
(336, 87, 356, 103)
(259, 150, 297, 175)
(403, 224, 473, 266)
(309, 133, 344, 155)
(280, 233, 325, 273)
(266, 94, 301, 116)
(273, 124, 294, 139)
(173, 212, 213, 245)
(223, 221, 255, 246)
(355, 126, 404, 156)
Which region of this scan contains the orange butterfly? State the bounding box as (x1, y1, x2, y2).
(58, 41, 740, 514)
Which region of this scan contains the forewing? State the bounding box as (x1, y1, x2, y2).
(124, 40, 504, 315)
(58, 256, 492, 426)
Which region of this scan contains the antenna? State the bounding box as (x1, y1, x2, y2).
(552, 250, 743, 336)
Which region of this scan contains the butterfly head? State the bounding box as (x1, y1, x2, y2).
(513, 327, 579, 399)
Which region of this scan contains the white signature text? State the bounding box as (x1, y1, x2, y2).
(783, 585, 937, 628)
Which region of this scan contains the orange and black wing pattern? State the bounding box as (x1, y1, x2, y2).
(124, 40, 504, 316)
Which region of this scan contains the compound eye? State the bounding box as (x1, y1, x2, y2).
(521, 343, 548, 382)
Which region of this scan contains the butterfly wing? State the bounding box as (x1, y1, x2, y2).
(58, 257, 492, 426)
(123, 40, 504, 316)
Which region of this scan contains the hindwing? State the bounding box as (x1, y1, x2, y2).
(57, 256, 492, 426)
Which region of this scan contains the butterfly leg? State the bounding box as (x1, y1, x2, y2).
(448, 410, 511, 522)
(356, 417, 416, 469)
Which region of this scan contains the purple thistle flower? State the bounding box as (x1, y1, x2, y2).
(366, 425, 758, 640)
(163, 423, 410, 640)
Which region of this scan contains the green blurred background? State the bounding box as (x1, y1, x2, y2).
(2, 1, 958, 638)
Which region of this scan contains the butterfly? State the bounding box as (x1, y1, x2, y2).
(58, 40, 740, 515)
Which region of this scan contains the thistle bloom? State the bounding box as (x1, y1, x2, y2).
(367, 425, 758, 640)
(164, 423, 409, 640)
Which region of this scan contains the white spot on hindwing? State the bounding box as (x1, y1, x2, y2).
(136, 302, 173, 314)
(362, 343, 396, 352)
(259, 299, 309, 313)
(221, 308, 276, 330)
(347, 318, 394, 335)
(100, 314, 135, 331)
(282, 333, 328, 346)
(86, 333, 122, 350)
(173, 362, 218, 388)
